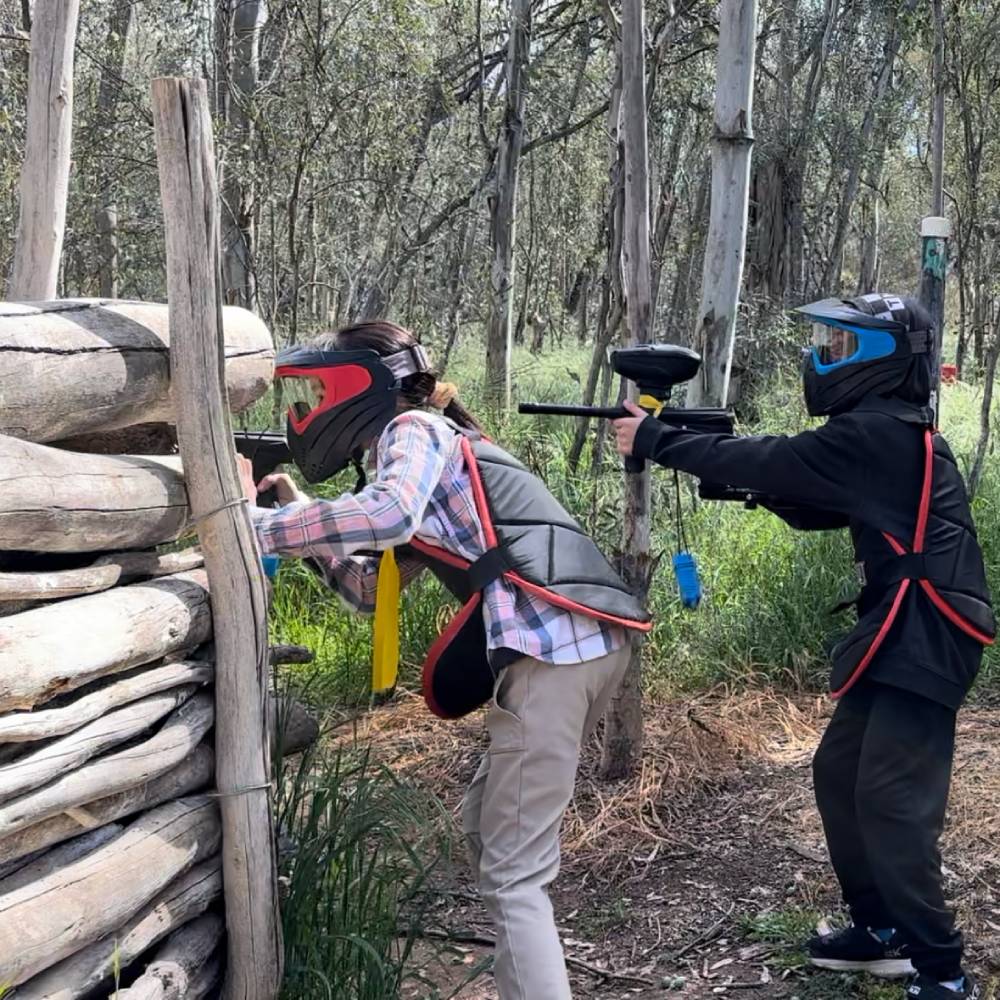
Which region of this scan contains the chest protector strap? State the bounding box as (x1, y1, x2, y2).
(413, 436, 649, 719)
(832, 429, 995, 699)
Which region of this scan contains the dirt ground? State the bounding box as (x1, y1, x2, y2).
(339, 688, 1000, 1000)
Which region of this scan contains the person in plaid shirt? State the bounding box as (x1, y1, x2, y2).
(238, 320, 638, 1000)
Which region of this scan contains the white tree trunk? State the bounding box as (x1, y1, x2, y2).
(8, 0, 80, 300)
(0, 548, 204, 604)
(152, 75, 282, 1000)
(0, 300, 274, 443)
(601, 0, 652, 781)
(0, 571, 211, 712)
(686, 0, 757, 408)
(484, 0, 531, 411)
(0, 797, 220, 987)
(12, 857, 222, 1000)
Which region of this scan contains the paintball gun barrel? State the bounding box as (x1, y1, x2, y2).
(518, 344, 763, 506)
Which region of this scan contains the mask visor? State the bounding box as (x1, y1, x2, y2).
(811, 323, 858, 366)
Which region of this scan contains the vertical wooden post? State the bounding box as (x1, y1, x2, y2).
(9, 0, 80, 300)
(485, 0, 531, 413)
(600, 0, 651, 780)
(151, 77, 282, 1000)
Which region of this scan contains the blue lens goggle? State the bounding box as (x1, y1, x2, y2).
(809, 320, 898, 374)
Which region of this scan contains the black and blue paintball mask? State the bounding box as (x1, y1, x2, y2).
(794, 293, 933, 417)
(275, 342, 431, 483)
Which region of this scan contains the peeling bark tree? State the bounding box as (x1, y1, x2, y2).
(485, 0, 531, 411)
(9, 0, 80, 300)
(687, 0, 757, 408)
(94, 0, 133, 298)
(220, 0, 268, 308)
(600, 0, 652, 781)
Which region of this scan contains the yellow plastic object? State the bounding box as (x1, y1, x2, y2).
(372, 548, 400, 694)
(638, 393, 664, 416)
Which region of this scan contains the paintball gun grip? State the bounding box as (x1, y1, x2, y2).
(624, 454, 645, 474)
(233, 432, 293, 509)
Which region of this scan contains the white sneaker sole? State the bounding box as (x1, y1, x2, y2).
(809, 957, 916, 978)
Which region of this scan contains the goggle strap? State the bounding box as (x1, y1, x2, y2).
(383, 344, 430, 382)
(907, 330, 932, 354)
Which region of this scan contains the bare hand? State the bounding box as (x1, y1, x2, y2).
(236, 454, 257, 504)
(257, 472, 308, 506)
(612, 399, 647, 457)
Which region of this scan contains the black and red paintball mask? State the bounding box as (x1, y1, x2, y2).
(275, 342, 432, 483)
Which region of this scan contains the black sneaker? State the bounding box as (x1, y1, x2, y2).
(807, 924, 915, 977)
(906, 973, 981, 999)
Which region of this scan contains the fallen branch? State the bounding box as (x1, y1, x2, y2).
(0, 685, 197, 802)
(114, 913, 224, 1000)
(411, 926, 655, 987)
(11, 856, 223, 1000)
(0, 691, 213, 836)
(668, 905, 735, 962)
(0, 570, 211, 712)
(0, 823, 121, 895)
(0, 743, 213, 868)
(0, 659, 212, 744)
(0, 796, 220, 986)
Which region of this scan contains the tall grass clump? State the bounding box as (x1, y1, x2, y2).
(275, 744, 451, 999)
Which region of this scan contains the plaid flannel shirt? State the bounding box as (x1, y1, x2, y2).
(251, 410, 625, 665)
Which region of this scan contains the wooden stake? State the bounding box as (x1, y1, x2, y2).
(152, 75, 282, 999)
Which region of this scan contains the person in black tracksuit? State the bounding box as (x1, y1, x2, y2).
(613, 293, 995, 1000)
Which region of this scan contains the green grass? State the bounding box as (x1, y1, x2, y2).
(275, 743, 455, 999)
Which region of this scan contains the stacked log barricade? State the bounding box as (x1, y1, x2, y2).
(0, 298, 290, 996)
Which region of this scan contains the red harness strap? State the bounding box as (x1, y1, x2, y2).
(831, 429, 993, 699)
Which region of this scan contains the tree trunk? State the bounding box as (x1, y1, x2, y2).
(687, 0, 757, 408)
(0, 300, 274, 444)
(9, 0, 80, 300)
(221, 0, 267, 308)
(0, 745, 213, 869)
(0, 659, 212, 743)
(821, 0, 915, 293)
(0, 571, 211, 713)
(485, 0, 531, 411)
(0, 797, 220, 987)
(567, 53, 624, 474)
(968, 323, 1000, 498)
(921, 0, 947, 419)
(152, 76, 282, 1000)
(601, 0, 652, 781)
(94, 0, 134, 298)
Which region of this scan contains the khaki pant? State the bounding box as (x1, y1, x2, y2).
(461, 646, 631, 999)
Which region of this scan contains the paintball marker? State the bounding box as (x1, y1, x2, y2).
(519, 343, 760, 505)
(234, 431, 293, 509)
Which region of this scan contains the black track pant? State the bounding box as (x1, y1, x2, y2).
(812, 679, 962, 981)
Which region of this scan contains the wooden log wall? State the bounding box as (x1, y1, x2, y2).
(0, 136, 314, 992)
